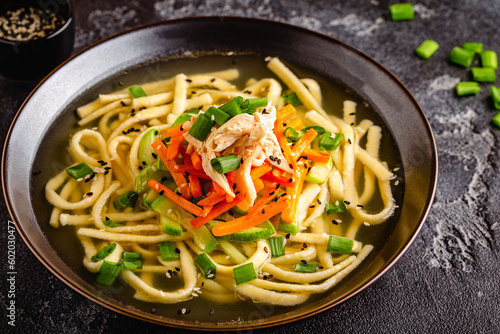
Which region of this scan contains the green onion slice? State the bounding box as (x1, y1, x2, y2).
(326, 235, 354, 255)
(456, 82, 481, 96)
(481, 50, 498, 69)
(320, 132, 343, 151)
(219, 97, 243, 117)
(205, 106, 231, 125)
(95, 261, 122, 286)
(282, 92, 303, 107)
(241, 97, 268, 113)
(159, 241, 179, 261)
(194, 253, 217, 279)
(388, 3, 414, 21)
(233, 262, 256, 285)
(283, 127, 301, 143)
(91, 243, 117, 262)
(491, 111, 500, 128)
(471, 67, 497, 82)
(122, 251, 143, 270)
(415, 40, 439, 60)
(294, 262, 319, 273)
(303, 126, 325, 136)
(103, 218, 124, 227)
(210, 154, 241, 174)
(449, 47, 475, 68)
(128, 86, 147, 98)
(122, 251, 142, 261)
(462, 42, 484, 54)
(172, 113, 193, 126)
(66, 162, 94, 179)
(269, 237, 286, 258)
(490, 86, 500, 110)
(326, 201, 347, 214)
(188, 113, 215, 142)
(113, 191, 139, 210)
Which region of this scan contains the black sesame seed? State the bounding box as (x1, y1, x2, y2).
(289, 163, 293, 169)
(175, 248, 180, 254)
(177, 309, 182, 315)
(240, 157, 244, 164)
(303, 243, 308, 248)
(332, 220, 338, 225)
(301, 260, 308, 264)
(87, 192, 93, 196)
(309, 205, 316, 209)
(235, 191, 240, 195)
(167, 270, 173, 275)
(209, 309, 215, 316)
(262, 209, 266, 214)
(152, 153, 158, 159)
(264, 247, 269, 253)
(263, 275, 268, 280)
(185, 308, 191, 314)
(286, 233, 291, 239)
(104, 170, 109, 175)
(142, 161, 147, 166)
(97, 160, 104, 163)
(348, 139, 352, 144)
(318, 266, 324, 269)
(210, 78, 216, 82)
(138, 166, 143, 170)
(350, 122, 354, 126)
(175, 267, 180, 272)
(288, 178, 293, 183)
(344, 200, 351, 205)
(357, 204, 364, 208)
(304, 163, 308, 169)
(201, 282, 204, 287)
(232, 183, 236, 190)
(151, 307, 156, 313)
(186, 79, 192, 83)
(173, 271, 178, 276)
(122, 131, 127, 135)
(228, 210, 234, 216)
(268, 274, 273, 279)
(269, 191, 275, 196)
(317, 199, 322, 205)
(275, 184, 281, 189)
(161, 176, 168, 182)
(120, 101, 126, 106)
(154, 130, 159, 135)
(180, 125, 184, 131)
(159, 190, 164, 196)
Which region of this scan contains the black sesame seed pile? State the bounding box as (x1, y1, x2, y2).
(0, 7, 65, 41)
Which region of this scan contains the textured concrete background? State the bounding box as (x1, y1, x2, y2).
(1, 0, 500, 333)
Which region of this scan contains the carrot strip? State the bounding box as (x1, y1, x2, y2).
(212, 195, 289, 236)
(248, 182, 278, 216)
(292, 128, 318, 157)
(148, 179, 202, 216)
(286, 117, 303, 131)
(160, 122, 190, 139)
(274, 120, 298, 171)
(253, 178, 264, 193)
(171, 165, 211, 180)
(180, 146, 193, 166)
(189, 175, 202, 198)
(276, 104, 296, 122)
(190, 151, 203, 170)
(212, 180, 226, 195)
(166, 135, 183, 161)
(281, 165, 307, 223)
(190, 195, 245, 228)
(250, 163, 273, 180)
(202, 205, 213, 217)
(302, 148, 331, 164)
(198, 193, 226, 206)
(261, 169, 294, 187)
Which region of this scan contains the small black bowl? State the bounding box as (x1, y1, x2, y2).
(0, 0, 74, 80)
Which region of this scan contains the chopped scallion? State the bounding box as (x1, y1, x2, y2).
(159, 241, 179, 261)
(325, 201, 347, 214)
(128, 86, 147, 98)
(194, 253, 216, 279)
(326, 235, 354, 255)
(462, 42, 483, 54)
(456, 82, 481, 96)
(205, 106, 231, 125)
(471, 67, 497, 82)
(103, 218, 124, 227)
(95, 261, 121, 286)
(242, 97, 268, 114)
(91, 243, 117, 262)
(481, 50, 498, 69)
(122, 251, 143, 270)
(284, 127, 301, 142)
(233, 262, 256, 285)
(491, 111, 500, 128)
(122, 251, 142, 261)
(219, 97, 243, 117)
(303, 126, 325, 135)
(490, 86, 500, 110)
(66, 162, 93, 179)
(210, 154, 240, 174)
(113, 191, 139, 210)
(188, 113, 215, 141)
(281, 92, 303, 107)
(269, 237, 286, 258)
(294, 262, 318, 273)
(415, 40, 439, 59)
(388, 3, 414, 21)
(320, 132, 343, 151)
(172, 113, 193, 126)
(449, 47, 476, 68)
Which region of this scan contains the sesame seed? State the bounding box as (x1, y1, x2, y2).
(317, 199, 322, 205)
(159, 190, 164, 196)
(303, 243, 308, 248)
(86, 192, 93, 196)
(175, 267, 180, 271)
(262, 209, 266, 214)
(175, 248, 180, 254)
(186, 79, 192, 83)
(301, 260, 308, 264)
(344, 200, 351, 205)
(151, 307, 156, 313)
(348, 139, 352, 144)
(209, 309, 215, 316)
(264, 247, 269, 253)
(286, 233, 291, 239)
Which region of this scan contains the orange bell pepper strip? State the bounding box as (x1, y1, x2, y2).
(276, 104, 296, 122)
(286, 117, 303, 131)
(190, 151, 203, 170)
(301, 148, 331, 164)
(211, 195, 290, 236)
(281, 165, 307, 223)
(148, 179, 202, 216)
(190, 195, 245, 228)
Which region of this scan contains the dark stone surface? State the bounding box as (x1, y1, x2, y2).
(2, 0, 500, 333)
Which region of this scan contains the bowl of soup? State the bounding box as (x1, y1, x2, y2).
(2, 17, 437, 330)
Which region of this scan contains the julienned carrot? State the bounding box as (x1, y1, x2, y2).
(212, 180, 226, 195)
(248, 182, 278, 216)
(211, 195, 290, 236)
(152, 138, 192, 199)
(171, 164, 211, 180)
(166, 135, 183, 160)
(148, 179, 202, 216)
(190, 195, 245, 228)
(160, 122, 190, 139)
(277, 104, 296, 122)
(180, 146, 193, 166)
(281, 165, 307, 223)
(190, 151, 203, 170)
(189, 175, 202, 198)
(250, 163, 272, 180)
(286, 117, 303, 131)
(292, 128, 318, 157)
(202, 205, 213, 217)
(274, 120, 298, 171)
(197, 192, 226, 206)
(301, 148, 331, 164)
(261, 169, 294, 187)
(253, 178, 264, 193)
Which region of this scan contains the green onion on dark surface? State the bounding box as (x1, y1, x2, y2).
(66, 162, 93, 179)
(491, 112, 500, 127)
(462, 42, 484, 54)
(233, 262, 256, 285)
(128, 86, 147, 98)
(490, 86, 500, 110)
(159, 241, 179, 261)
(449, 47, 476, 68)
(320, 132, 343, 151)
(219, 97, 243, 117)
(326, 235, 354, 255)
(294, 262, 319, 273)
(284, 127, 301, 142)
(91, 243, 117, 262)
(456, 82, 481, 96)
(188, 113, 215, 141)
(281, 92, 303, 107)
(388, 3, 414, 21)
(471, 67, 497, 82)
(210, 154, 240, 174)
(205, 106, 231, 125)
(303, 126, 325, 136)
(194, 253, 216, 279)
(113, 191, 139, 210)
(269, 237, 286, 258)
(415, 40, 439, 59)
(95, 261, 122, 286)
(326, 201, 347, 214)
(481, 50, 498, 69)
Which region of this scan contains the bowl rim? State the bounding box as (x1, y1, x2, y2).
(1, 16, 438, 331)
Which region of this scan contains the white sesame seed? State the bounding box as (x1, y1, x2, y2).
(363, 222, 370, 226)
(394, 180, 400, 186)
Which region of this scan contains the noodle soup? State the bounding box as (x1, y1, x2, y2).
(33, 54, 402, 323)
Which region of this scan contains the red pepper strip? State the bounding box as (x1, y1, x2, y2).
(197, 193, 226, 206)
(166, 135, 183, 161)
(276, 104, 297, 122)
(160, 122, 190, 140)
(190, 151, 203, 170)
(190, 195, 245, 228)
(148, 179, 202, 216)
(301, 148, 331, 164)
(212, 195, 290, 236)
(189, 175, 202, 198)
(250, 163, 273, 180)
(152, 138, 192, 199)
(248, 182, 278, 216)
(180, 146, 193, 166)
(260, 169, 294, 187)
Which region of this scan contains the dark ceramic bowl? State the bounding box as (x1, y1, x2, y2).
(0, 0, 74, 80)
(2, 17, 438, 330)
